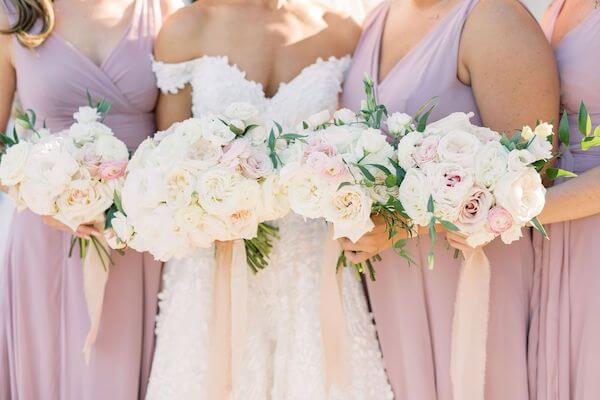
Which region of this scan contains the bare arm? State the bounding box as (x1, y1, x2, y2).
(154, 8, 202, 130)
(459, 0, 560, 135)
(0, 13, 16, 134)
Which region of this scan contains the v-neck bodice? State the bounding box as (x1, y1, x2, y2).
(341, 0, 481, 127)
(3, 0, 162, 149)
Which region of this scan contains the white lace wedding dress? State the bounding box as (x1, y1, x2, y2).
(146, 55, 393, 400)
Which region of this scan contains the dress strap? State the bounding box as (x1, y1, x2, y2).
(0, 0, 18, 25)
(131, 0, 162, 38)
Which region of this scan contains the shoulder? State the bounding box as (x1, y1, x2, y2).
(159, 0, 185, 20)
(320, 8, 361, 57)
(154, 2, 219, 63)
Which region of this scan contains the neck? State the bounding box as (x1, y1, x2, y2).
(410, 0, 451, 8)
(244, 0, 285, 9)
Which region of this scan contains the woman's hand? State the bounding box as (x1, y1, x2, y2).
(339, 215, 409, 264)
(445, 231, 474, 254)
(41, 216, 100, 239)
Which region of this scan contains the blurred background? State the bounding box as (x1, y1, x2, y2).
(0, 0, 553, 262)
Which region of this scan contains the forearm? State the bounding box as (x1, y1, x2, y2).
(537, 166, 600, 224)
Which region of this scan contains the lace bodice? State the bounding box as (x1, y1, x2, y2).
(152, 55, 351, 128)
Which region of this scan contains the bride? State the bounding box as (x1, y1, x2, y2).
(146, 1, 392, 399)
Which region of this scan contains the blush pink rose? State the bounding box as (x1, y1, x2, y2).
(414, 135, 440, 166)
(98, 160, 127, 180)
(305, 136, 337, 157)
(487, 206, 513, 234)
(318, 155, 349, 182)
(221, 139, 251, 168)
(456, 187, 493, 232)
(240, 150, 273, 179)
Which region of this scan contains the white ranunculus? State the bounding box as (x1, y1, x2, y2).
(398, 168, 432, 226)
(333, 108, 357, 124)
(397, 131, 422, 170)
(95, 135, 129, 162)
(527, 136, 553, 162)
(258, 174, 290, 221)
(507, 149, 536, 171)
(73, 106, 101, 124)
(54, 180, 113, 230)
(306, 110, 331, 129)
(474, 141, 509, 188)
(0, 141, 32, 186)
(493, 168, 546, 224)
(111, 211, 134, 243)
(326, 185, 374, 243)
(436, 130, 482, 168)
(197, 168, 245, 217)
(282, 166, 330, 219)
(225, 102, 259, 121)
(386, 112, 413, 136)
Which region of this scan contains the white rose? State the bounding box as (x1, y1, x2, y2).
(306, 110, 331, 129)
(54, 180, 113, 230)
(282, 166, 330, 219)
(200, 117, 236, 146)
(398, 168, 432, 226)
(333, 108, 357, 124)
(387, 112, 413, 136)
(68, 122, 114, 146)
(521, 125, 535, 141)
(455, 186, 494, 234)
(0, 141, 32, 186)
(507, 149, 536, 171)
(425, 112, 475, 135)
(474, 141, 509, 188)
(164, 165, 196, 207)
(225, 102, 259, 121)
(249, 125, 269, 145)
(493, 168, 546, 224)
(197, 168, 246, 216)
(354, 128, 388, 155)
(527, 136, 553, 162)
(436, 130, 482, 167)
(396, 132, 422, 170)
(326, 185, 375, 243)
(73, 106, 101, 124)
(258, 174, 290, 221)
(95, 135, 129, 162)
(111, 211, 134, 242)
(187, 136, 223, 170)
(534, 122, 553, 139)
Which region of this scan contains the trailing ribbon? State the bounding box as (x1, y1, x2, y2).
(450, 247, 491, 400)
(208, 240, 248, 399)
(320, 224, 347, 392)
(82, 221, 111, 364)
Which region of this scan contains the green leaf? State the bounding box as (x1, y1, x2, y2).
(113, 190, 125, 215)
(427, 195, 435, 213)
(510, 131, 522, 144)
(274, 121, 283, 135)
(355, 164, 376, 182)
(531, 217, 548, 240)
(546, 167, 577, 180)
(388, 158, 406, 185)
(558, 110, 571, 147)
(582, 136, 600, 151)
(365, 163, 392, 176)
(268, 129, 276, 152)
(594, 125, 600, 137)
(578, 102, 592, 136)
(0, 133, 15, 147)
(279, 133, 307, 141)
(439, 220, 459, 232)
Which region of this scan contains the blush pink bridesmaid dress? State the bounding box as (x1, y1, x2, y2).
(341, 1, 534, 399)
(0, 0, 164, 398)
(529, 2, 600, 399)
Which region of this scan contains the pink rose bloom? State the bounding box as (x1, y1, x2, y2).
(305, 136, 337, 157)
(456, 187, 493, 233)
(414, 135, 440, 166)
(487, 206, 513, 234)
(221, 139, 251, 168)
(318, 154, 349, 182)
(240, 150, 273, 179)
(98, 160, 127, 180)
(306, 151, 330, 170)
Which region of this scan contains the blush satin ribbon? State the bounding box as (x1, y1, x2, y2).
(450, 247, 491, 400)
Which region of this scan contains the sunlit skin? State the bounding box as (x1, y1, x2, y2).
(341, 0, 560, 264)
(0, 0, 179, 238)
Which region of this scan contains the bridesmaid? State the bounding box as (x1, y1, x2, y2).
(340, 0, 559, 399)
(529, 1, 600, 399)
(0, 0, 178, 398)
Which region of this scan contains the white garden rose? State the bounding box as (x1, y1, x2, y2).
(333, 108, 357, 124)
(95, 134, 129, 161)
(0, 141, 32, 186)
(306, 110, 331, 129)
(494, 168, 546, 224)
(200, 117, 236, 146)
(258, 174, 290, 221)
(398, 168, 432, 226)
(73, 106, 101, 124)
(474, 141, 509, 188)
(386, 112, 413, 136)
(527, 136, 553, 162)
(187, 136, 223, 170)
(507, 149, 536, 171)
(197, 168, 245, 216)
(354, 128, 388, 155)
(224, 209, 260, 240)
(173, 204, 214, 248)
(426, 162, 475, 218)
(127, 138, 156, 171)
(326, 185, 374, 243)
(397, 131, 422, 170)
(436, 129, 482, 168)
(111, 211, 134, 243)
(164, 166, 196, 207)
(240, 149, 274, 179)
(225, 102, 259, 121)
(282, 166, 329, 219)
(54, 180, 113, 230)
(425, 112, 474, 135)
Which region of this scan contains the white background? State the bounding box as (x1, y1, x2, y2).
(0, 0, 553, 262)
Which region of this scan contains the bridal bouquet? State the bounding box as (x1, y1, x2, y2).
(118, 102, 283, 271)
(394, 111, 570, 266)
(0, 100, 127, 268)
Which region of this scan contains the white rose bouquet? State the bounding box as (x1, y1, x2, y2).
(0, 98, 128, 269)
(118, 102, 282, 272)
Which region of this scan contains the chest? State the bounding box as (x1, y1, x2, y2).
(551, 0, 595, 46)
(53, 0, 137, 67)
